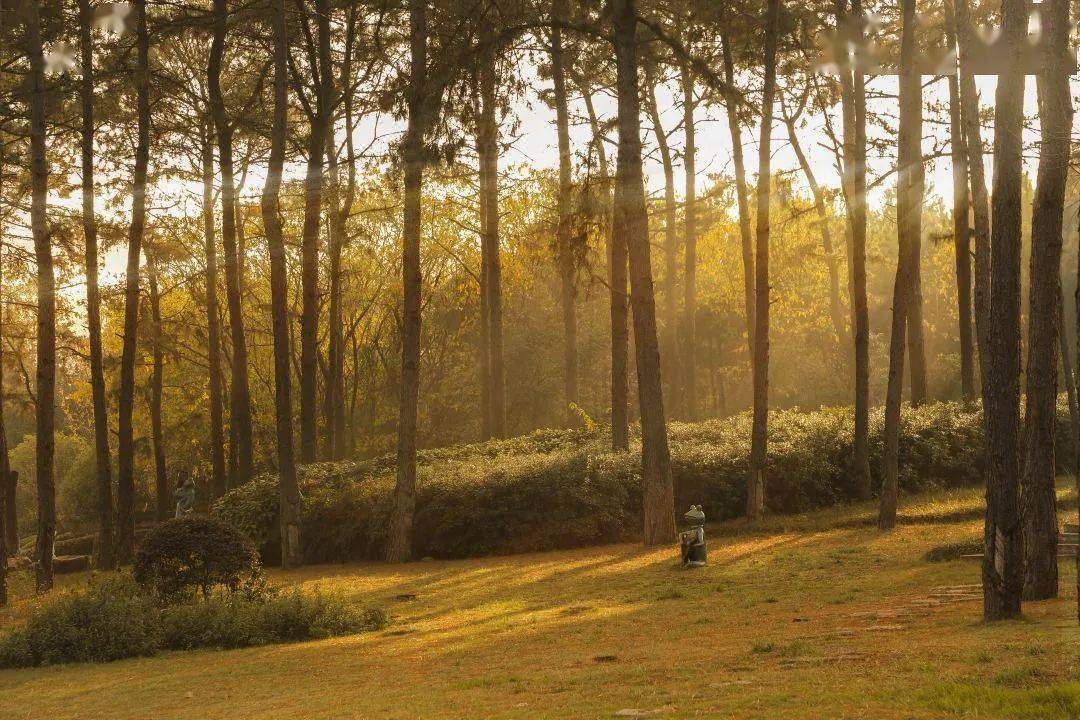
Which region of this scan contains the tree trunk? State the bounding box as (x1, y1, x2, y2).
(479, 33, 505, 439)
(201, 128, 227, 501)
(551, 0, 578, 425)
(983, 0, 1027, 621)
(747, 0, 782, 525)
(209, 0, 254, 486)
(79, 0, 115, 568)
(613, 0, 674, 545)
(955, 0, 992, 401)
(299, 0, 336, 464)
(24, 0, 55, 588)
(946, 39, 975, 402)
(324, 128, 345, 458)
(907, 247, 928, 405)
(681, 65, 697, 421)
(115, 0, 150, 566)
(880, 0, 921, 530)
(579, 78, 628, 451)
(263, 0, 302, 568)
(722, 33, 754, 363)
(1021, 0, 1070, 602)
(147, 252, 168, 522)
(386, 0, 428, 563)
(785, 114, 844, 345)
(836, 0, 871, 500)
(644, 62, 681, 420)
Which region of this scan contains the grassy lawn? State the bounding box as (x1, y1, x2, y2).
(0, 483, 1077, 720)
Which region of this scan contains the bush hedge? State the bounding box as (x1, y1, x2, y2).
(215, 399, 1075, 565)
(0, 576, 389, 668)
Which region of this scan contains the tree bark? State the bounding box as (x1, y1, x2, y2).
(299, 0, 336, 463)
(955, 0, 992, 402)
(983, 0, 1027, 621)
(201, 128, 227, 500)
(945, 30, 975, 402)
(836, 0, 871, 500)
(1021, 0, 1070, 602)
(747, 0, 782, 525)
(613, 0, 674, 545)
(386, 0, 428, 563)
(479, 32, 505, 439)
(79, 0, 115, 568)
(578, 78, 628, 451)
(24, 0, 55, 588)
(263, 0, 302, 568)
(147, 251, 168, 522)
(644, 62, 681, 420)
(116, 0, 150, 565)
(209, 0, 254, 486)
(1059, 287, 1077, 430)
(681, 65, 697, 421)
(722, 33, 754, 363)
(551, 0, 577, 425)
(880, 0, 921, 530)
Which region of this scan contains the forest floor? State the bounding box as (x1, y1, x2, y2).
(0, 482, 1077, 720)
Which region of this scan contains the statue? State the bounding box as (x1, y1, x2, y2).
(679, 505, 707, 568)
(174, 476, 196, 518)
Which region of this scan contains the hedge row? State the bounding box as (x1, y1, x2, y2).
(214, 399, 1074, 564)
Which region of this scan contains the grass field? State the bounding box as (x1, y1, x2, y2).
(0, 483, 1077, 720)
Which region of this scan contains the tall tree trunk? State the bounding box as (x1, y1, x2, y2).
(681, 65, 697, 421)
(25, 0, 54, 589)
(1021, 0, 1070, 601)
(836, 0, 871, 500)
(880, 0, 920, 530)
(386, 0, 427, 563)
(956, 0, 992, 401)
(324, 128, 345, 458)
(983, 0, 1027, 621)
(147, 251, 168, 522)
(946, 39, 975, 402)
(612, 0, 674, 545)
(722, 33, 754, 363)
(747, 0, 782, 525)
(833, 0, 868, 498)
(79, 0, 115, 568)
(201, 128, 227, 500)
(551, 0, 577, 425)
(479, 32, 505, 439)
(476, 107, 493, 440)
(907, 246, 928, 404)
(785, 114, 844, 345)
(263, 0, 302, 568)
(644, 62, 681, 419)
(299, 0, 335, 463)
(579, 78, 629, 451)
(116, 0, 150, 566)
(209, 0, 254, 486)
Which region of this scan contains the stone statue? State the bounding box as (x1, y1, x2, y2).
(679, 505, 707, 568)
(174, 477, 196, 518)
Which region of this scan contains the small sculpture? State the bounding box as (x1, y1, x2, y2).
(174, 477, 196, 518)
(679, 505, 707, 568)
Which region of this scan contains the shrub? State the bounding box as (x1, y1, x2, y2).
(0, 579, 388, 667)
(134, 516, 260, 602)
(0, 576, 160, 668)
(216, 399, 1036, 565)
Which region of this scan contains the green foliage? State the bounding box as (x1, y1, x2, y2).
(0, 576, 160, 668)
(216, 400, 1031, 565)
(133, 516, 260, 602)
(0, 577, 388, 667)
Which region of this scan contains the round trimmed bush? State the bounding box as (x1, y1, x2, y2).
(134, 516, 259, 602)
